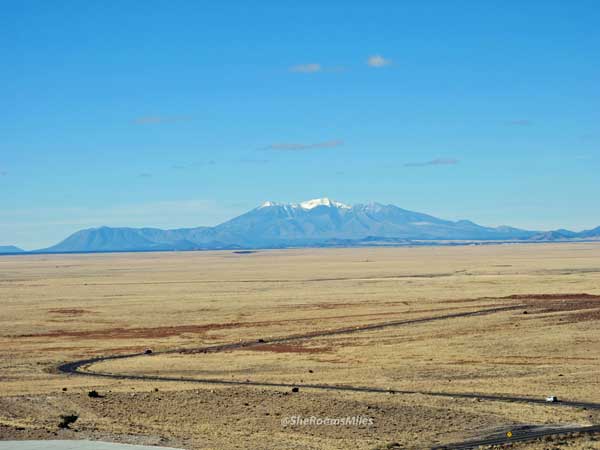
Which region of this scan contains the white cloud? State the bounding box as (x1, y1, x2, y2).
(133, 116, 191, 125)
(505, 119, 533, 126)
(264, 140, 344, 151)
(404, 158, 459, 167)
(289, 63, 322, 73)
(367, 55, 392, 68)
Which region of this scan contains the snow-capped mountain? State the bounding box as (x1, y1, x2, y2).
(39, 198, 551, 253)
(214, 198, 537, 244)
(259, 197, 350, 210)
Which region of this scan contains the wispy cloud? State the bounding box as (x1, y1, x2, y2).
(404, 158, 459, 167)
(240, 158, 270, 164)
(171, 160, 216, 170)
(289, 63, 347, 73)
(505, 119, 533, 126)
(367, 55, 392, 68)
(133, 115, 191, 125)
(138, 172, 153, 178)
(200, 160, 216, 166)
(289, 63, 322, 73)
(264, 140, 344, 151)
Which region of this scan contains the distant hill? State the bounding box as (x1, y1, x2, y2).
(578, 226, 600, 239)
(32, 198, 600, 254)
(38, 198, 547, 253)
(528, 230, 578, 241)
(0, 246, 24, 254)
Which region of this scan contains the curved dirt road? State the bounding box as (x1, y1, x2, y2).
(57, 305, 600, 449)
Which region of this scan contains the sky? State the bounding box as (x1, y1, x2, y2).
(2, 0, 599, 249)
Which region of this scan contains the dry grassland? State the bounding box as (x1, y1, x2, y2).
(1, 243, 600, 449)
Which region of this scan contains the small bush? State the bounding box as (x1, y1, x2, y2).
(58, 414, 78, 429)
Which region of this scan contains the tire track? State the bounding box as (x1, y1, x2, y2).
(433, 424, 600, 449)
(56, 304, 600, 449)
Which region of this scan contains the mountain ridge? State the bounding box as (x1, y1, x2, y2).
(0, 245, 24, 254)
(22, 198, 600, 253)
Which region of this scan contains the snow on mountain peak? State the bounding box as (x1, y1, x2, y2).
(259, 198, 351, 210)
(299, 198, 350, 210)
(259, 201, 279, 208)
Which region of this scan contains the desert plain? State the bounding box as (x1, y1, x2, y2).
(1, 243, 600, 449)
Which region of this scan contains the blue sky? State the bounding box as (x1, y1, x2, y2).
(2, 0, 599, 249)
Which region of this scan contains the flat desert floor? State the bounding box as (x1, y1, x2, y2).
(1, 244, 600, 449)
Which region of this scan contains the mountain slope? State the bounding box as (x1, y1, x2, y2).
(578, 226, 600, 239)
(42, 227, 160, 252)
(38, 198, 546, 253)
(528, 229, 578, 241)
(0, 245, 24, 254)
(207, 200, 537, 244)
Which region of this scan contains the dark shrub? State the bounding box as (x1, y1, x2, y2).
(58, 414, 78, 429)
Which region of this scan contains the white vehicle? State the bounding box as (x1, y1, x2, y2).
(545, 395, 558, 402)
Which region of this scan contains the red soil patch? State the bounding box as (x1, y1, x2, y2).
(445, 293, 600, 321)
(88, 346, 151, 355)
(407, 304, 506, 314)
(505, 293, 600, 315)
(278, 302, 358, 310)
(498, 293, 600, 322)
(15, 310, 423, 341)
(16, 322, 242, 340)
(502, 293, 600, 301)
(38, 346, 90, 352)
(561, 309, 600, 323)
(47, 308, 94, 316)
(22, 294, 600, 341)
